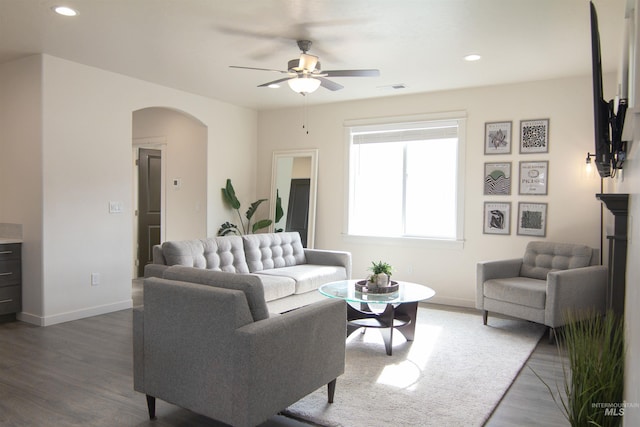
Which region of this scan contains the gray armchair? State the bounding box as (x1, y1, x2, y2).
(133, 276, 346, 427)
(477, 241, 607, 342)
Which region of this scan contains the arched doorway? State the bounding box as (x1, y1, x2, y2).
(132, 107, 207, 278)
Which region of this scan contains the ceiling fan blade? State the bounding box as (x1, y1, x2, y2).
(257, 77, 294, 88)
(229, 65, 289, 74)
(318, 77, 344, 91)
(323, 69, 380, 78)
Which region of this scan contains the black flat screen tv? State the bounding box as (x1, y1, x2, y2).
(590, 1, 627, 178)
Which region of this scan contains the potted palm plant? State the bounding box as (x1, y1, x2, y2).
(535, 310, 624, 427)
(218, 179, 272, 236)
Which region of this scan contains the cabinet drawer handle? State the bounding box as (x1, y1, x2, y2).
(0, 272, 12, 276)
(0, 299, 13, 304)
(0, 251, 13, 255)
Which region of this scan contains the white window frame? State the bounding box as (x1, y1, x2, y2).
(343, 112, 466, 248)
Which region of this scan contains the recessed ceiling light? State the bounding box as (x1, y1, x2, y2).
(53, 6, 78, 17)
(464, 54, 481, 62)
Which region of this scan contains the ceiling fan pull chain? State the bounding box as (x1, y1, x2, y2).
(303, 95, 310, 135)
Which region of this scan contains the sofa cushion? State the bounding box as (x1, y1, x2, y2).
(520, 242, 592, 280)
(484, 276, 547, 309)
(162, 266, 269, 321)
(162, 236, 250, 273)
(256, 264, 348, 294)
(256, 274, 296, 302)
(162, 239, 206, 267)
(243, 232, 306, 272)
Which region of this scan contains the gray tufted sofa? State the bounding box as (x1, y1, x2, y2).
(144, 232, 351, 313)
(477, 241, 607, 342)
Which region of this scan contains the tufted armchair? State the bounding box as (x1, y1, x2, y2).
(476, 241, 607, 342)
(134, 275, 347, 426)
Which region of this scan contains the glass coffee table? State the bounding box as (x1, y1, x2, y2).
(319, 280, 435, 355)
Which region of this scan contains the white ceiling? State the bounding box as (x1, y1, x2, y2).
(0, 0, 628, 111)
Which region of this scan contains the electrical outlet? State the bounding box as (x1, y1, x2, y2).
(91, 273, 100, 286)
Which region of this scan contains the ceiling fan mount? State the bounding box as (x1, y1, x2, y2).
(296, 39, 313, 54)
(230, 39, 380, 94)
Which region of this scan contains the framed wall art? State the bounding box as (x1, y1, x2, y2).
(483, 202, 511, 235)
(520, 119, 549, 153)
(484, 162, 512, 195)
(519, 160, 548, 195)
(517, 202, 547, 237)
(484, 121, 512, 155)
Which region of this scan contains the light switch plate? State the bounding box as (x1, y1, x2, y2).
(109, 201, 123, 213)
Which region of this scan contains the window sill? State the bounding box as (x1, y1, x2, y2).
(342, 234, 464, 250)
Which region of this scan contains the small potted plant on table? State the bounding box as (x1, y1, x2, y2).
(368, 261, 393, 289)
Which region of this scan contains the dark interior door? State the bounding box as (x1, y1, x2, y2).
(286, 178, 310, 247)
(137, 148, 162, 277)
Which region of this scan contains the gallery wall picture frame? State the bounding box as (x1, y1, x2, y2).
(519, 160, 548, 195)
(483, 202, 511, 235)
(484, 121, 512, 155)
(517, 202, 548, 237)
(520, 118, 549, 153)
(484, 162, 512, 195)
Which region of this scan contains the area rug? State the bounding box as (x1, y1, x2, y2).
(283, 305, 545, 427)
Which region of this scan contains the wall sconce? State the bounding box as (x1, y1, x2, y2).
(585, 152, 596, 177)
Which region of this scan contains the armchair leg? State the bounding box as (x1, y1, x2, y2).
(483, 310, 488, 325)
(327, 379, 337, 404)
(548, 327, 556, 345)
(146, 395, 157, 420)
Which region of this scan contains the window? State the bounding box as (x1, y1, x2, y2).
(347, 114, 465, 240)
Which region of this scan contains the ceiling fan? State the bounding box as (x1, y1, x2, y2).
(230, 40, 380, 94)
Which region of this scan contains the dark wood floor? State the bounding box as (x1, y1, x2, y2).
(485, 333, 569, 426)
(0, 283, 568, 426)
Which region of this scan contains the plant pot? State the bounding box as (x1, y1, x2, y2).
(373, 273, 390, 287)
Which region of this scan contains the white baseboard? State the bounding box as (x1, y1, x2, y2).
(17, 299, 133, 326)
(426, 295, 476, 308)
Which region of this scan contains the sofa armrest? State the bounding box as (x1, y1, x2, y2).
(151, 244, 166, 264)
(233, 298, 347, 424)
(476, 258, 523, 309)
(545, 265, 608, 327)
(304, 248, 352, 279)
(144, 263, 168, 278)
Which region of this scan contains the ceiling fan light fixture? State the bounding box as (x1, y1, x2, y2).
(299, 54, 319, 72)
(288, 76, 321, 94)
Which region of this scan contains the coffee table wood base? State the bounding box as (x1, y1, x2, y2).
(346, 301, 419, 355)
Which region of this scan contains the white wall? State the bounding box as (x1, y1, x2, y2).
(615, 111, 640, 425)
(133, 107, 207, 242)
(258, 74, 611, 307)
(618, 1, 640, 418)
(0, 54, 257, 325)
(0, 55, 44, 317)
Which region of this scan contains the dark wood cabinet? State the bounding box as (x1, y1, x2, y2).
(0, 243, 21, 321)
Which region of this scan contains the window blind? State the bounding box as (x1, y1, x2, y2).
(351, 120, 459, 144)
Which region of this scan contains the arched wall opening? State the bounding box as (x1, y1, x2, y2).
(132, 106, 208, 277)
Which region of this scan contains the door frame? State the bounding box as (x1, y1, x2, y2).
(132, 137, 166, 278)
